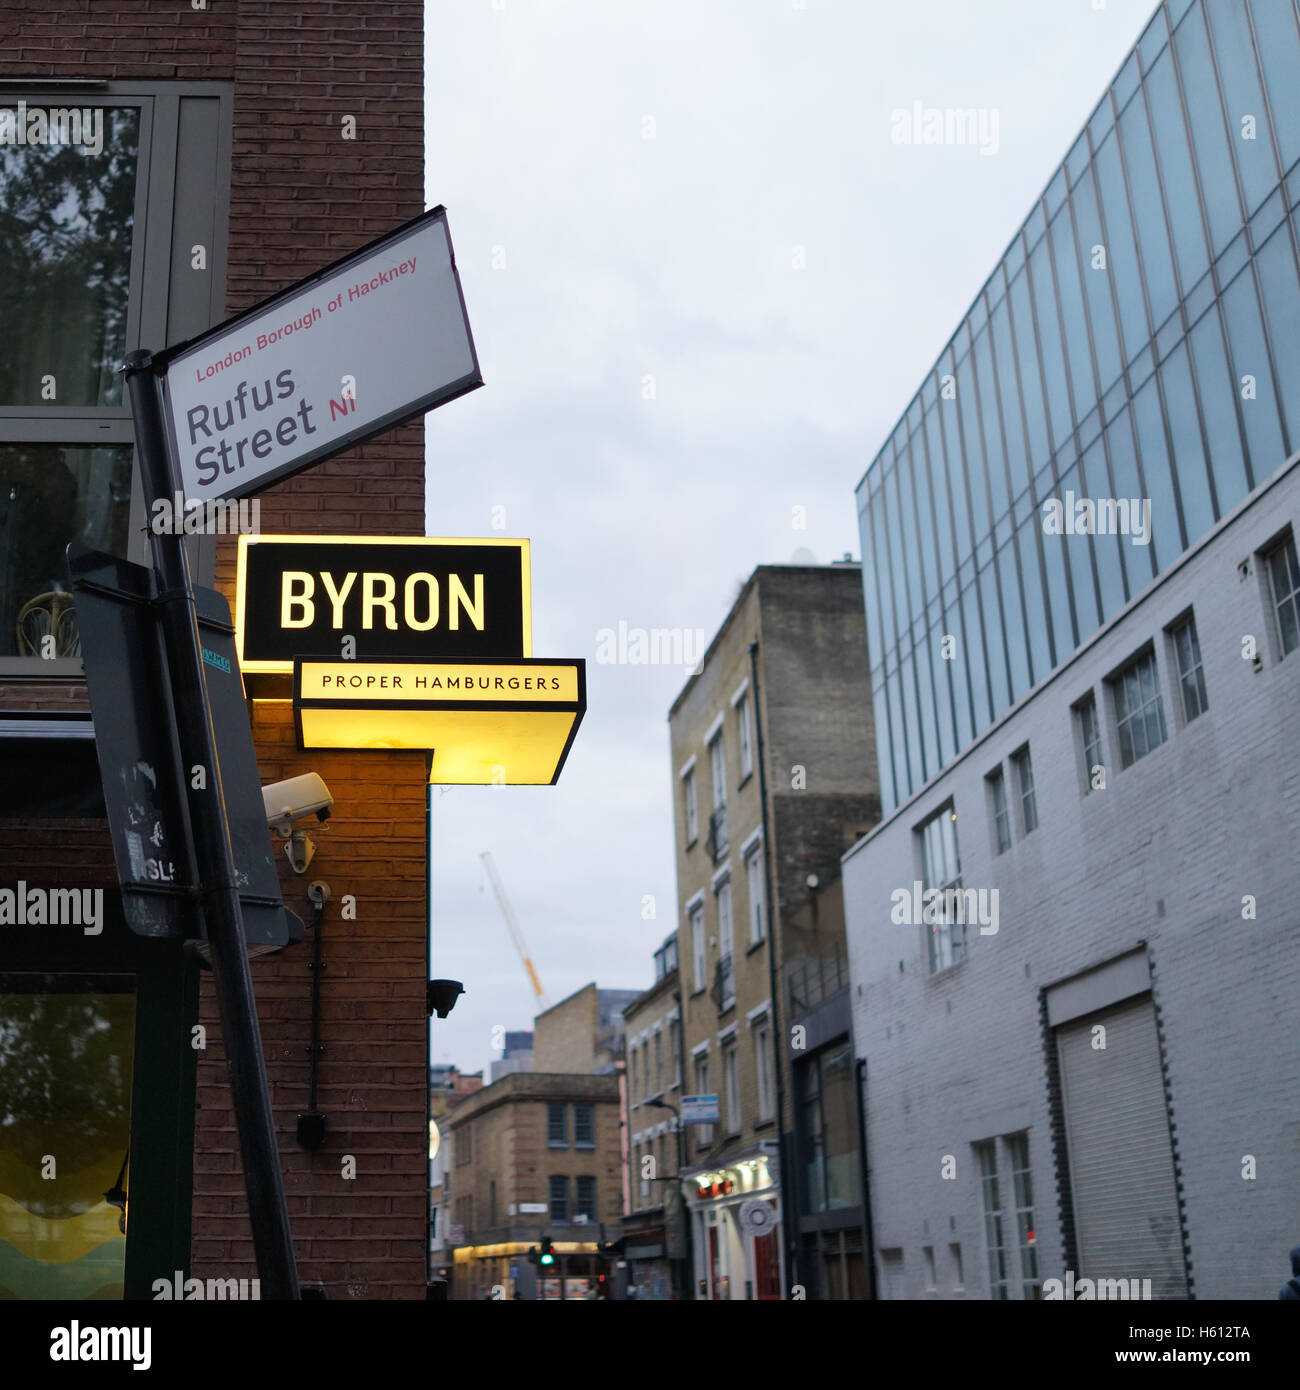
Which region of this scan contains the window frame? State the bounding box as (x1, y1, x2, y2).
(1074, 690, 1105, 795)
(546, 1102, 568, 1149)
(986, 765, 1012, 855)
(744, 841, 765, 946)
(0, 81, 233, 677)
(548, 1174, 570, 1224)
(918, 802, 965, 973)
(1107, 644, 1168, 769)
(1166, 609, 1209, 724)
(573, 1103, 595, 1150)
(1011, 744, 1037, 835)
(1260, 528, 1300, 661)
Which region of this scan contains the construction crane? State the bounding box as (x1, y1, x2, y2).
(480, 851, 550, 1011)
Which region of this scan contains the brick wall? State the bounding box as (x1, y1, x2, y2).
(843, 459, 1300, 1300)
(5, 0, 431, 1299)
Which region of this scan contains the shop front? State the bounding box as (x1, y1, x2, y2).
(685, 1154, 782, 1300)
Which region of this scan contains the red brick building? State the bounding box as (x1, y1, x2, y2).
(0, 3, 434, 1300)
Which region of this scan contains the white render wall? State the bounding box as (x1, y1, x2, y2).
(843, 457, 1300, 1301)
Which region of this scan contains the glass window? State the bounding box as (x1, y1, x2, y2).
(998, 543, 1030, 703)
(1105, 407, 1154, 591)
(1170, 614, 1209, 721)
(547, 1103, 568, 1148)
(0, 106, 140, 407)
(919, 803, 965, 972)
(1007, 269, 1052, 468)
(922, 405, 953, 591)
(1051, 202, 1099, 415)
(1159, 342, 1216, 542)
(1070, 168, 1123, 395)
(683, 767, 698, 844)
(961, 581, 991, 734)
(975, 1140, 1010, 1299)
(576, 1175, 597, 1221)
(1131, 374, 1182, 570)
(1249, 0, 1300, 175)
(1013, 746, 1037, 835)
(745, 845, 765, 947)
(723, 1043, 739, 1135)
(1028, 236, 1074, 452)
(1078, 692, 1105, 794)
(1093, 128, 1152, 364)
(690, 903, 706, 993)
(736, 692, 753, 780)
(988, 766, 1011, 854)
(1016, 519, 1052, 683)
(1056, 459, 1101, 644)
(1264, 531, 1300, 657)
(1204, 0, 1276, 215)
(755, 1022, 774, 1123)
(1081, 436, 1127, 622)
(1144, 48, 1210, 294)
(1118, 93, 1179, 333)
(0, 976, 135, 1300)
(715, 879, 735, 1011)
(1039, 502, 1078, 665)
(1007, 1133, 1042, 1299)
(1254, 225, 1300, 450)
(1220, 266, 1286, 484)
(1111, 647, 1168, 767)
(978, 563, 1009, 718)
(1173, 3, 1243, 256)
(1188, 308, 1250, 515)
(548, 1175, 569, 1224)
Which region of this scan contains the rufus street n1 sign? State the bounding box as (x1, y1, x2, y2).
(156, 206, 480, 503)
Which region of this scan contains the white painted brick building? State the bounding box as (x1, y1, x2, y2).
(843, 457, 1300, 1301)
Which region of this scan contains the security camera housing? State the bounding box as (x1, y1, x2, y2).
(263, 772, 334, 835)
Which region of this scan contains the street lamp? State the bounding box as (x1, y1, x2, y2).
(644, 1096, 694, 1300)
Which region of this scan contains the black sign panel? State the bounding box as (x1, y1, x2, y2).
(69, 543, 291, 946)
(237, 536, 530, 669)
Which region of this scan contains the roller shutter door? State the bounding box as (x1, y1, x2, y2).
(1056, 995, 1188, 1298)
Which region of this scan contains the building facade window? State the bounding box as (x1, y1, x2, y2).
(547, 1103, 568, 1148)
(1264, 531, 1300, 658)
(745, 844, 765, 945)
(714, 877, 735, 1011)
(754, 1021, 774, 1123)
(690, 902, 706, 993)
(736, 692, 753, 779)
(548, 1175, 569, 1224)
(722, 1041, 739, 1136)
(708, 731, 728, 857)
(975, 1140, 1009, 1300)
(1007, 1132, 1041, 1299)
(671, 1018, 682, 1087)
(1170, 614, 1208, 722)
(919, 804, 964, 972)
(574, 1104, 595, 1149)
(694, 1055, 712, 1147)
(988, 767, 1011, 854)
(796, 1042, 858, 1215)
(1012, 746, 1037, 835)
(683, 766, 699, 844)
(1077, 693, 1104, 794)
(457, 1123, 472, 1164)
(653, 1031, 663, 1094)
(576, 1175, 596, 1222)
(1111, 648, 1168, 768)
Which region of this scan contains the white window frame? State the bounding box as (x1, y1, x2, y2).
(688, 897, 706, 994)
(744, 842, 765, 947)
(682, 765, 699, 845)
(732, 682, 754, 781)
(722, 1041, 740, 1137)
(754, 1020, 774, 1123)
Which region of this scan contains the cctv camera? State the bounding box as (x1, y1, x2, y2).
(263, 773, 333, 835)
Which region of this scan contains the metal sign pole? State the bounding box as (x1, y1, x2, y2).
(123, 348, 300, 1300)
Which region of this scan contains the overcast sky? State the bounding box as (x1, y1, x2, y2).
(421, 0, 1157, 1077)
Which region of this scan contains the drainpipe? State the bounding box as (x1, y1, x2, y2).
(855, 1057, 877, 1299)
(747, 639, 803, 1296)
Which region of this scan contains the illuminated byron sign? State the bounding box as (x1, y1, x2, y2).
(293, 657, 586, 786)
(236, 535, 531, 678)
(157, 207, 480, 503)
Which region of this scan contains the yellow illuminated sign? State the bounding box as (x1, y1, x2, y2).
(235, 535, 533, 691)
(294, 658, 585, 785)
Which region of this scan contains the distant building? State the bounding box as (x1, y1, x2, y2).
(621, 933, 682, 1299)
(429, 1066, 483, 1279)
(443, 1073, 622, 1300)
(663, 562, 878, 1299)
(534, 983, 639, 1076)
(490, 1030, 535, 1082)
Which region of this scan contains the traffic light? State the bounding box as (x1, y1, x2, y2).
(527, 1246, 538, 1267)
(539, 1236, 555, 1267)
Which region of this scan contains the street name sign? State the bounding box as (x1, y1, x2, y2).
(681, 1094, 721, 1124)
(157, 207, 480, 504)
(236, 535, 531, 691)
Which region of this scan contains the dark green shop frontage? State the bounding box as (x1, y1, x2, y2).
(0, 720, 200, 1300)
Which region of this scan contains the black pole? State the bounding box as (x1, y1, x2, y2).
(748, 640, 803, 1298)
(123, 349, 300, 1300)
(854, 1057, 877, 1299)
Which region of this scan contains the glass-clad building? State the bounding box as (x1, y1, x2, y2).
(858, 0, 1300, 814)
